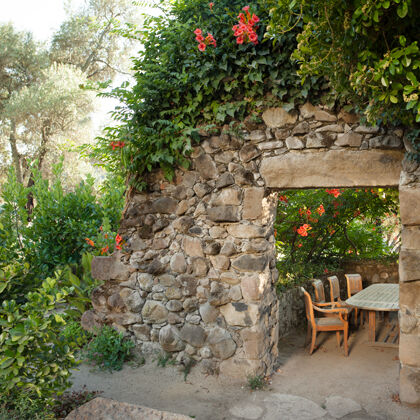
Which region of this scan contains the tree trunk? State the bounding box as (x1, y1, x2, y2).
(25, 123, 50, 215)
(8, 120, 23, 183)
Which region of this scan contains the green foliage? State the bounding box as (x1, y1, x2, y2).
(0, 163, 124, 291)
(0, 392, 55, 420)
(83, 325, 135, 371)
(89, 0, 326, 185)
(156, 352, 176, 368)
(0, 277, 77, 407)
(267, 1, 420, 131)
(275, 188, 399, 289)
(247, 374, 266, 390)
(60, 320, 93, 349)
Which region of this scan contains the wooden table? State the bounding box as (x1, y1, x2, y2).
(346, 284, 399, 347)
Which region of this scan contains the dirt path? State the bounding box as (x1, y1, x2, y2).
(70, 327, 418, 420)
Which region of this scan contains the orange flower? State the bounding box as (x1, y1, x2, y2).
(326, 188, 341, 198)
(316, 204, 325, 216)
(85, 238, 94, 247)
(297, 224, 311, 237)
(101, 245, 109, 255)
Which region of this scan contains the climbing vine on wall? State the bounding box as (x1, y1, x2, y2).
(86, 0, 326, 186)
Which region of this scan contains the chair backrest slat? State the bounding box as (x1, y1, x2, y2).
(312, 279, 326, 303)
(301, 287, 315, 325)
(327, 275, 341, 302)
(345, 273, 363, 298)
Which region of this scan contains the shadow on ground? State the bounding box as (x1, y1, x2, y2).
(70, 324, 417, 420)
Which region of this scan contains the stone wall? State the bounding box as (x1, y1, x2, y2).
(277, 287, 306, 338)
(398, 157, 420, 405)
(86, 103, 420, 404)
(340, 260, 399, 285)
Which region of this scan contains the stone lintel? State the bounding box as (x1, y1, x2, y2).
(260, 150, 403, 189)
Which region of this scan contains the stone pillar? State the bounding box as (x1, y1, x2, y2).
(399, 156, 420, 405)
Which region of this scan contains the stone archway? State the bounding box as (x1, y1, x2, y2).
(87, 104, 419, 405)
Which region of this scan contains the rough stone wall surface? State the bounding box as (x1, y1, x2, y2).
(87, 103, 419, 404)
(340, 260, 399, 286)
(398, 157, 420, 405)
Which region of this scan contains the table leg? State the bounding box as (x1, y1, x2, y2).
(368, 310, 376, 342)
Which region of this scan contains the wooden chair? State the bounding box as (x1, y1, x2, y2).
(345, 273, 364, 325)
(312, 279, 327, 304)
(301, 287, 349, 356)
(327, 275, 353, 320)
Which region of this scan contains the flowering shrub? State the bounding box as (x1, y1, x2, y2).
(89, 0, 326, 185)
(275, 188, 400, 290)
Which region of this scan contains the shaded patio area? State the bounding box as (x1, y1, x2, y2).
(70, 324, 417, 419)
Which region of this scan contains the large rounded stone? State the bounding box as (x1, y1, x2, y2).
(179, 323, 207, 347)
(262, 107, 297, 128)
(119, 288, 144, 312)
(195, 154, 218, 179)
(141, 301, 168, 323)
(159, 325, 185, 352)
(170, 253, 187, 274)
(199, 302, 220, 323)
(206, 326, 236, 360)
(231, 255, 268, 272)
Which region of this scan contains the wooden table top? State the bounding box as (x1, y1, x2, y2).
(345, 283, 399, 311)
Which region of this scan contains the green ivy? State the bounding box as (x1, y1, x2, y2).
(89, 0, 326, 186)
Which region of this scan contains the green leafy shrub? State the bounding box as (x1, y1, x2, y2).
(247, 374, 266, 390)
(266, 1, 420, 128)
(0, 163, 124, 296)
(84, 325, 135, 371)
(60, 319, 93, 349)
(0, 277, 77, 408)
(89, 0, 326, 185)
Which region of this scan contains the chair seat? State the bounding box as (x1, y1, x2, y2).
(315, 317, 345, 327)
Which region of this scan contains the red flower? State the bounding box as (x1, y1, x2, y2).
(196, 34, 204, 42)
(209, 2, 214, 10)
(194, 28, 202, 36)
(198, 42, 206, 51)
(116, 234, 123, 244)
(236, 36, 244, 44)
(326, 188, 341, 198)
(297, 243, 303, 248)
(232, 6, 259, 46)
(242, 5, 250, 12)
(333, 211, 339, 218)
(324, 268, 329, 273)
(306, 209, 311, 216)
(279, 195, 288, 203)
(251, 14, 260, 23)
(101, 245, 109, 255)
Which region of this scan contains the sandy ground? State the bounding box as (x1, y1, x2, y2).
(70, 325, 419, 420)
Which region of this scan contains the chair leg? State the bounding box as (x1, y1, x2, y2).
(343, 325, 349, 357)
(305, 322, 311, 346)
(309, 329, 317, 355)
(355, 308, 358, 327)
(336, 331, 341, 347)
